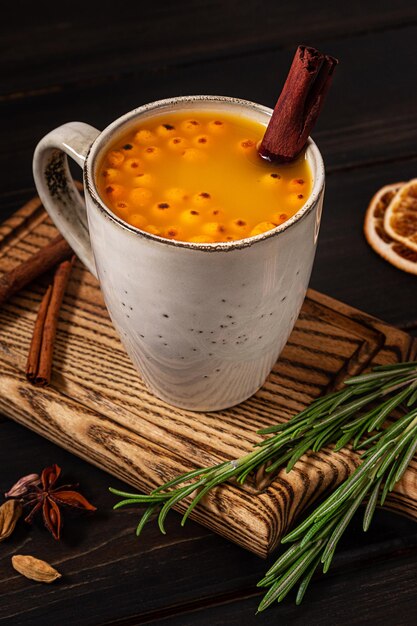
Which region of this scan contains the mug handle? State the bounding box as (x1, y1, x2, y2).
(33, 122, 101, 277)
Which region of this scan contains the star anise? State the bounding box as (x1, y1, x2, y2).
(22, 464, 96, 540)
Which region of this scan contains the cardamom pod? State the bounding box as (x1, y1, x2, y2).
(11, 555, 62, 583)
(5, 473, 40, 498)
(0, 499, 22, 542)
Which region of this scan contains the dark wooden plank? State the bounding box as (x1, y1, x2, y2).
(2, 25, 417, 194)
(0, 418, 416, 626)
(311, 157, 417, 327)
(402, 323, 417, 337)
(144, 555, 417, 625)
(3, 1, 417, 98)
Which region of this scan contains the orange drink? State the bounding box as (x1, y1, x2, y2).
(97, 111, 312, 243)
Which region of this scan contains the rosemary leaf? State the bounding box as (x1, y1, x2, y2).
(136, 505, 157, 536)
(257, 540, 324, 612)
(321, 478, 372, 573)
(394, 436, 417, 484)
(258, 542, 303, 585)
(158, 483, 201, 534)
(295, 554, 322, 605)
(363, 477, 383, 531)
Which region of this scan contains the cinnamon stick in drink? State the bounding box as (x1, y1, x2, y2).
(259, 46, 338, 163)
(26, 256, 75, 386)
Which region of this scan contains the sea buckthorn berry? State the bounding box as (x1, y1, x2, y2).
(261, 172, 282, 186)
(107, 150, 125, 167)
(192, 192, 212, 205)
(165, 187, 188, 203)
(164, 226, 183, 240)
(156, 123, 176, 137)
(287, 178, 305, 192)
(271, 212, 289, 224)
(250, 222, 277, 237)
(181, 148, 205, 162)
(208, 120, 226, 133)
(129, 187, 153, 207)
(202, 222, 226, 237)
(122, 157, 142, 172)
(238, 139, 256, 152)
(115, 201, 129, 217)
(180, 119, 201, 133)
(167, 136, 188, 151)
(101, 168, 119, 182)
(287, 193, 306, 208)
(143, 146, 161, 161)
(147, 224, 161, 236)
(180, 209, 202, 225)
(134, 129, 156, 145)
(229, 219, 249, 239)
(190, 235, 215, 243)
(193, 135, 210, 147)
(130, 213, 147, 229)
(230, 219, 248, 230)
(151, 201, 172, 221)
(105, 183, 125, 199)
(133, 173, 155, 187)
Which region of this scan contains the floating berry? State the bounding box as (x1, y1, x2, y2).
(143, 146, 161, 161)
(167, 136, 188, 151)
(181, 148, 205, 162)
(180, 119, 201, 133)
(134, 129, 156, 144)
(250, 221, 278, 237)
(156, 124, 176, 137)
(107, 150, 125, 167)
(130, 213, 147, 229)
(208, 120, 226, 133)
(129, 187, 153, 206)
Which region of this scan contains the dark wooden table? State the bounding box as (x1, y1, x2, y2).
(1, 3, 417, 624)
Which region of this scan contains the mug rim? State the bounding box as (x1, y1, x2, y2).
(84, 95, 325, 252)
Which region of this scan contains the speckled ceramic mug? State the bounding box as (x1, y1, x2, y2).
(33, 95, 325, 411)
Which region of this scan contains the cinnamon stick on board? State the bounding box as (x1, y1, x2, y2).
(0, 235, 72, 307)
(26, 256, 75, 387)
(258, 45, 338, 163)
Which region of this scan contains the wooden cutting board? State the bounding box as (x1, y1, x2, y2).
(0, 198, 416, 558)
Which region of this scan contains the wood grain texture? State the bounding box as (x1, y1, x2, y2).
(5, 25, 417, 195)
(1, 418, 414, 626)
(0, 202, 416, 557)
(148, 555, 417, 626)
(3, 1, 417, 99)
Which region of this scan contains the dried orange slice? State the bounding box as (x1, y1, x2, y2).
(384, 178, 417, 251)
(364, 182, 417, 275)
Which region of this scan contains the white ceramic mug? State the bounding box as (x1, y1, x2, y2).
(33, 95, 325, 411)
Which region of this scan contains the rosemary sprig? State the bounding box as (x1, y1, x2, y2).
(110, 361, 417, 532)
(110, 360, 417, 608)
(257, 408, 417, 611)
